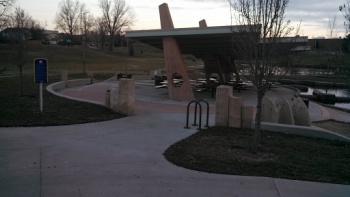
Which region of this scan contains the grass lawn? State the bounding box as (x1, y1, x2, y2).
(0, 74, 125, 127)
(0, 44, 165, 76)
(164, 127, 350, 185)
(0, 43, 197, 127)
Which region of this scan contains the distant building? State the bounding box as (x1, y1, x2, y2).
(0, 28, 32, 42)
(43, 30, 59, 44)
(43, 30, 59, 35)
(262, 36, 310, 54)
(308, 38, 343, 51)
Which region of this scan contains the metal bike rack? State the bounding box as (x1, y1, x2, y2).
(185, 99, 210, 130)
(198, 99, 210, 128)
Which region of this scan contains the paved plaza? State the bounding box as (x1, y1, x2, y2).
(0, 80, 349, 197)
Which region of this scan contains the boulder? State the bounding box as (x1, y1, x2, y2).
(261, 97, 278, 123)
(276, 97, 295, 125)
(291, 97, 311, 126)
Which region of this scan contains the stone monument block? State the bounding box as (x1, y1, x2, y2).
(105, 90, 110, 108)
(291, 97, 311, 126)
(117, 79, 135, 116)
(228, 95, 243, 128)
(215, 85, 233, 126)
(276, 97, 295, 125)
(61, 71, 68, 82)
(261, 97, 278, 123)
(242, 106, 254, 129)
(110, 86, 118, 111)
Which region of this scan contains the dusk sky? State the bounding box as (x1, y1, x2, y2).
(15, 0, 347, 38)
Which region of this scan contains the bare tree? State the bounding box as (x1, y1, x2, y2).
(325, 16, 342, 76)
(99, 0, 135, 51)
(9, 6, 33, 96)
(0, 0, 15, 19)
(55, 0, 82, 38)
(78, 3, 94, 74)
(94, 17, 108, 48)
(0, 0, 15, 73)
(228, 0, 296, 153)
(79, 4, 94, 47)
(340, 1, 350, 34)
(29, 21, 45, 40)
(0, 0, 15, 30)
(327, 16, 338, 39)
(339, 1, 350, 88)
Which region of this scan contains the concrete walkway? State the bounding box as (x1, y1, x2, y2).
(1, 80, 350, 197)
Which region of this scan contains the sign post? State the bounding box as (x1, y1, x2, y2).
(34, 58, 48, 112)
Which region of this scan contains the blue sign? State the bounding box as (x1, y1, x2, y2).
(34, 58, 48, 83)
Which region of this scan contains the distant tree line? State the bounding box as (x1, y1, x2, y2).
(339, 1, 350, 87)
(54, 0, 135, 51)
(0, 0, 135, 51)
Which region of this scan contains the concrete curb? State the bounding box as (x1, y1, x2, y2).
(319, 103, 350, 114)
(258, 122, 350, 142)
(280, 85, 301, 97)
(46, 80, 104, 106)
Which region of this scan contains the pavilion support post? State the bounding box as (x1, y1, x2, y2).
(159, 3, 195, 101)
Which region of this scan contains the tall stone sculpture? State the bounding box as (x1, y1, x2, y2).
(159, 3, 195, 101)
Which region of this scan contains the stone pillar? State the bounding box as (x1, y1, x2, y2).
(215, 85, 233, 126)
(228, 96, 243, 128)
(159, 3, 195, 101)
(242, 106, 254, 129)
(261, 97, 279, 123)
(117, 79, 135, 116)
(159, 3, 174, 30)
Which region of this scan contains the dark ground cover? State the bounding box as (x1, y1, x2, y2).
(0, 74, 124, 127)
(164, 127, 350, 185)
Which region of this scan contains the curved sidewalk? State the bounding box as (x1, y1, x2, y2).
(54, 80, 350, 122)
(0, 81, 349, 197)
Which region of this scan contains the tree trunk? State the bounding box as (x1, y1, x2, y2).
(252, 88, 264, 154)
(108, 35, 114, 51)
(19, 66, 23, 96)
(82, 43, 86, 74)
